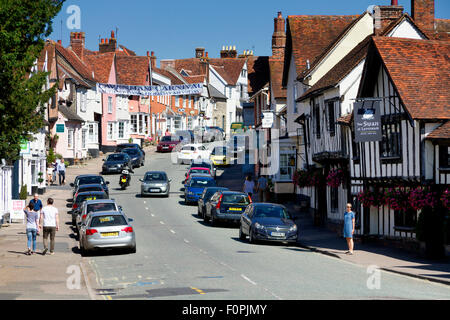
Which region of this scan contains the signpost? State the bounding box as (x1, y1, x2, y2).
(353, 100, 382, 143)
(9, 200, 25, 223)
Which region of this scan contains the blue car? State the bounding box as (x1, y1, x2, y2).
(184, 174, 217, 205)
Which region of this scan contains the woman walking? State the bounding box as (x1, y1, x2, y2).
(24, 203, 39, 255)
(343, 203, 356, 255)
(243, 175, 255, 198)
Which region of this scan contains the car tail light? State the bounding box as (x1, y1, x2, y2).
(216, 194, 223, 209)
(248, 195, 252, 203)
(82, 214, 87, 220)
(86, 229, 97, 236)
(73, 203, 78, 209)
(122, 227, 133, 233)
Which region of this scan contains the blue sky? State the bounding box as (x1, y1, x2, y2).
(49, 0, 449, 65)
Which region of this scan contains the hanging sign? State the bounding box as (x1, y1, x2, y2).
(353, 100, 382, 143)
(262, 112, 274, 129)
(96, 83, 203, 96)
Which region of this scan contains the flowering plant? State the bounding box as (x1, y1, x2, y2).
(441, 188, 450, 209)
(408, 187, 438, 211)
(357, 188, 385, 208)
(326, 168, 344, 188)
(293, 169, 324, 188)
(385, 187, 411, 212)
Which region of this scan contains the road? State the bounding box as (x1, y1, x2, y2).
(83, 151, 450, 300)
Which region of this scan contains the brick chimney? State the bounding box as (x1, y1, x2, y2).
(150, 51, 157, 69)
(272, 11, 286, 60)
(220, 45, 237, 58)
(195, 47, 205, 58)
(411, 0, 435, 36)
(70, 32, 85, 59)
(99, 31, 117, 53)
(373, 4, 404, 35)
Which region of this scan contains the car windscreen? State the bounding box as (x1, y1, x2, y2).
(107, 154, 126, 161)
(212, 147, 227, 155)
(254, 206, 290, 219)
(86, 203, 116, 213)
(144, 173, 167, 181)
(123, 149, 139, 155)
(79, 177, 104, 185)
(190, 179, 216, 188)
(90, 215, 127, 228)
(161, 136, 176, 142)
(222, 194, 250, 205)
(76, 193, 107, 203)
(79, 186, 103, 193)
(190, 169, 209, 175)
(181, 146, 194, 151)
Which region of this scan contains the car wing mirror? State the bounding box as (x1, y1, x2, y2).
(118, 206, 123, 211)
(168, 179, 172, 182)
(70, 183, 74, 187)
(139, 179, 143, 182)
(128, 218, 134, 223)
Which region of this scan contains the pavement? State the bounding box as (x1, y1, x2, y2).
(0, 145, 449, 300)
(215, 161, 450, 287)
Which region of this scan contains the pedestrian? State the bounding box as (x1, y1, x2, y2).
(28, 193, 43, 213)
(39, 198, 59, 255)
(57, 158, 66, 185)
(343, 203, 356, 255)
(242, 175, 255, 198)
(256, 174, 268, 202)
(52, 160, 57, 185)
(46, 164, 53, 186)
(23, 203, 39, 255)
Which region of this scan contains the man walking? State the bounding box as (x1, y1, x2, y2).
(39, 198, 59, 255)
(28, 193, 43, 213)
(57, 158, 66, 185)
(256, 174, 268, 202)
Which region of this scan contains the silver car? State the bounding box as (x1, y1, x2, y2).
(79, 211, 136, 256)
(75, 199, 122, 233)
(140, 171, 171, 197)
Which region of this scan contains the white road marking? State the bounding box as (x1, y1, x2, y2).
(184, 239, 190, 243)
(145, 207, 149, 210)
(151, 214, 155, 217)
(241, 274, 257, 286)
(170, 229, 176, 234)
(160, 221, 165, 225)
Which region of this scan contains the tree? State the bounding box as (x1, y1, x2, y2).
(0, 0, 64, 163)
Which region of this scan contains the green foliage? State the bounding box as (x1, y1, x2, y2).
(47, 148, 56, 163)
(0, 0, 64, 162)
(19, 184, 28, 200)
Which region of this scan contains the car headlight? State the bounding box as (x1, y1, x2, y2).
(289, 224, 297, 232)
(255, 222, 265, 230)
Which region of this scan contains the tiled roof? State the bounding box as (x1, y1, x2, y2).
(269, 58, 286, 99)
(59, 105, 84, 122)
(209, 58, 246, 85)
(55, 42, 96, 83)
(173, 58, 206, 77)
(116, 56, 149, 85)
(426, 121, 450, 140)
(371, 37, 450, 120)
(247, 55, 270, 96)
(282, 14, 359, 86)
(434, 19, 450, 41)
(84, 52, 115, 83)
(299, 36, 371, 101)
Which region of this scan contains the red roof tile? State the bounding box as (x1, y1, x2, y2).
(269, 58, 286, 99)
(426, 121, 450, 140)
(116, 56, 149, 85)
(84, 53, 115, 83)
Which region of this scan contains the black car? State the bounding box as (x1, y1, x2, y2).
(116, 143, 145, 156)
(239, 203, 298, 244)
(122, 147, 145, 168)
(71, 174, 110, 196)
(71, 191, 109, 224)
(204, 191, 251, 226)
(197, 187, 229, 218)
(73, 184, 105, 201)
(102, 153, 132, 174)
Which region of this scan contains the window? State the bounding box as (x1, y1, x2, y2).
(80, 92, 87, 112)
(439, 145, 450, 169)
(279, 153, 296, 181)
(330, 186, 339, 212)
(194, 97, 198, 109)
(82, 129, 87, 149)
(314, 103, 321, 139)
(107, 96, 113, 113)
(394, 209, 417, 228)
(293, 85, 298, 113)
(327, 101, 336, 137)
(174, 116, 182, 130)
(380, 122, 401, 159)
(131, 115, 138, 134)
(107, 122, 114, 140)
(68, 129, 74, 148)
(139, 114, 144, 134)
(118, 122, 124, 139)
(188, 96, 191, 109)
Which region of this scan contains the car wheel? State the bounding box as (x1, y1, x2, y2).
(211, 214, 217, 227)
(239, 225, 246, 240)
(203, 211, 210, 222)
(248, 228, 256, 244)
(80, 243, 89, 257)
(129, 246, 136, 254)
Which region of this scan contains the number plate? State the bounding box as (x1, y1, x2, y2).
(271, 232, 285, 237)
(228, 207, 242, 211)
(183, 152, 190, 155)
(121, 179, 127, 183)
(150, 189, 160, 192)
(101, 232, 119, 237)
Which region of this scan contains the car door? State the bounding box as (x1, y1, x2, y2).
(206, 192, 219, 218)
(241, 205, 253, 234)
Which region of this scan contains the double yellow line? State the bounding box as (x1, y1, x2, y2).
(191, 287, 206, 295)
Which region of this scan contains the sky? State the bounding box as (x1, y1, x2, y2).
(49, 0, 450, 66)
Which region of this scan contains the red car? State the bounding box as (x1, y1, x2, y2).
(157, 135, 180, 152)
(185, 167, 212, 182)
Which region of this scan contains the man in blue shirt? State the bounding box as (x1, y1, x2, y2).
(28, 194, 43, 213)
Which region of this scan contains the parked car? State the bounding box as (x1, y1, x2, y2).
(139, 171, 171, 197)
(175, 130, 195, 144)
(210, 146, 232, 166)
(71, 191, 109, 225)
(157, 135, 180, 152)
(71, 174, 110, 197)
(102, 153, 132, 174)
(79, 211, 136, 256)
(73, 184, 105, 202)
(189, 159, 216, 178)
(185, 167, 212, 183)
(197, 187, 229, 218)
(75, 199, 122, 231)
(177, 144, 211, 164)
(239, 203, 298, 244)
(204, 191, 251, 226)
(121, 147, 145, 168)
(116, 143, 145, 156)
(205, 126, 225, 141)
(184, 174, 216, 205)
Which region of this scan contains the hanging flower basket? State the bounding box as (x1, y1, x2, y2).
(441, 188, 450, 210)
(385, 187, 411, 212)
(408, 187, 438, 211)
(293, 169, 324, 188)
(357, 188, 385, 208)
(326, 168, 344, 188)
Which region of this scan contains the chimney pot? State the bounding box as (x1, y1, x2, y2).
(57, 40, 62, 45)
(151, 51, 154, 56)
(111, 31, 115, 39)
(391, 0, 398, 5)
(278, 11, 282, 18)
(147, 51, 150, 57)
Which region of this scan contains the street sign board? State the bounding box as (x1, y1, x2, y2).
(56, 124, 65, 133)
(354, 100, 382, 143)
(10, 200, 25, 222)
(262, 112, 274, 129)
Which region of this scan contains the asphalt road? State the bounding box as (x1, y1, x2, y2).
(84, 152, 450, 300)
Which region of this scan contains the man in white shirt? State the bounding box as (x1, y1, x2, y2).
(39, 198, 59, 255)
